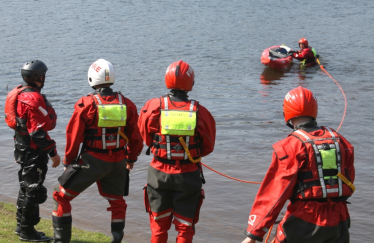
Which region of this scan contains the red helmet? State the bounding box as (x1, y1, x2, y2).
(283, 86, 318, 124)
(165, 60, 194, 91)
(298, 38, 309, 48)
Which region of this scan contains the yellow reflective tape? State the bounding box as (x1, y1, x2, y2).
(337, 172, 355, 193)
(179, 137, 201, 163)
(118, 130, 129, 144)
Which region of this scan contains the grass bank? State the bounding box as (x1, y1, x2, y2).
(0, 201, 112, 243)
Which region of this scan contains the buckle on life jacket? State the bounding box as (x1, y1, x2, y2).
(321, 143, 331, 150)
(145, 143, 153, 155)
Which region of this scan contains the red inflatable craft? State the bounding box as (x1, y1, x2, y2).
(261, 45, 293, 70)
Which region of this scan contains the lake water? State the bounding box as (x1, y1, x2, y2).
(0, 0, 373, 242)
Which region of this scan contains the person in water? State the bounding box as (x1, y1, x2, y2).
(51, 59, 143, 243)
(242, 86, 355, 243)
(5, 60, 61, 242)
(138, 60, 216, 243)
(289, 38, 317, 66)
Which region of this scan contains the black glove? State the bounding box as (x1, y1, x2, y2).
(288, 51, 295, 56)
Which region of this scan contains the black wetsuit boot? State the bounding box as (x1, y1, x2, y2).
(15, 205, 45, 236)
(111, 222, 125, 243)
(19, 225, 51, 242)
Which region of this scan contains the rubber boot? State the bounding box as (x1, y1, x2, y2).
(111, 222, 125, 243)
(15, 223, 45, 236)
(19, 225, 51, 242)
(52, 223, 72, 243)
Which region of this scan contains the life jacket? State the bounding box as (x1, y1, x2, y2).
(291, 126, 354, 200)
(5, 84, 57, 131)
(5, 85, 33, 130)
(83, 92, 128, 154)
(150, 95, 201, 163)
(300, 46, 317, 66)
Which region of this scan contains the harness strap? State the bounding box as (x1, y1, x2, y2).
(84, 146, 124, 154)
(153, 134, 196, 143)
(84, 135, 127, 141)
(154, 156, 193, 165)
(295, 178, 340, 195)
(295, 130, 328, 198)
(293, 197, 348, 203)
(326, 127, 343, 196)
(152, 143, 199, 150)
(85, 128, 120, 134)
(298, 169, 338, 181)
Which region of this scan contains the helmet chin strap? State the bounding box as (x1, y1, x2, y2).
(35, 78, 45, 89)
(286, 122, 294, 129)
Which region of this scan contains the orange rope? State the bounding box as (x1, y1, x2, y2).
(264, 224, 274, 243)
(195, 58, 346, 186)
(316, 58, 347, 132)
(201, 162, 261, 184)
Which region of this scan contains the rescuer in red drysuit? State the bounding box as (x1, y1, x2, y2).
(242, 86, 355, 243)
(5, 60, 61, 242)
(138, 60, 216, 243)
(51, 59, 143, 243)
(289, 38, 317, 66)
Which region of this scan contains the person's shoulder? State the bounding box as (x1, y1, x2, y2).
(121, 97, 140, 113)
(337, 132, 354, 150)
(273, 135, 294, 147)
(272, 134, 302, 160)
(74, 95, 95, 108)
(195, 101, 212, 113)
(18, 90, 44, 108)
(122, 96, 136, 106)
(272, 133, 301, 152)
(143, 97, 161, 108)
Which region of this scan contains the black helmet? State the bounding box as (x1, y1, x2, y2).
(21, 60, 48, 83)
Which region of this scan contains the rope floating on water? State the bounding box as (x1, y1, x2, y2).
(316, 58, 347, 132)
(201, 162, 261, 184)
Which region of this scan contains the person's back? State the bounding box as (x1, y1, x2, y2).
(52, 59, 143, 243)
(242, 86, 354, 243)
(5, 60, 61, 242)
(138, 60, 216, 243)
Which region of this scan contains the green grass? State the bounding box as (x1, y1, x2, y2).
(0, 201, 112, 243)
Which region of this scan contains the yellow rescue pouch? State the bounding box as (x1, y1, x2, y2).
(97, 104, 127, 128)
(161, 110, 196, 136)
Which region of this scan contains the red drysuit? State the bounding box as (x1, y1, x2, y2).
(245, 123, 354, 243)
(138, 93, 216, 243)
(292, 46, 317, 66)
(52, 87, 143, 242)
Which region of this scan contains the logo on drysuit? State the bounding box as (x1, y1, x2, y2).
(248, 215, 257, 226)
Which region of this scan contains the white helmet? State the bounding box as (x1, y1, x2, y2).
(87, 59, 116, 87)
